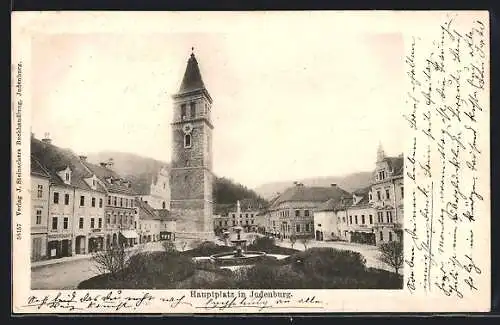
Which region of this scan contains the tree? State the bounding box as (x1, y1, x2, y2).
(179, 241, 188, 252)
(300, 237, 310, 250)
(162, 240, 177, 254)
(289, 234, 297, 249)
(92, 245, 135, 280)
(378, 241, 404, 275)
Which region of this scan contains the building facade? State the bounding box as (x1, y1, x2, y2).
(135, 166, 171, 210)
(266, 183, 351, 239)
(30, 156, 50, 261)
(170, 51, 215, 240)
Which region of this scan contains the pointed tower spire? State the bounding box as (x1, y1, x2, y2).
(377, 141, 386, 162)
(178, 49, 207, 94)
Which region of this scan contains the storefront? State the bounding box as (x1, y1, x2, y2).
(47, 233, 72, 259)
(119, 230, 139, 247)
(160, 231, 174, 241)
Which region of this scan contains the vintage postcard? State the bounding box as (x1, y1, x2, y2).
(11, 11, 490, 313)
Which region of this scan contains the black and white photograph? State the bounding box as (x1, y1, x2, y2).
(12, 11, 490, 313)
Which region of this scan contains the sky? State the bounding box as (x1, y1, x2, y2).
(31, 25, 405, 189)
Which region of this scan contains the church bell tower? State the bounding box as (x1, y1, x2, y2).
(170, 50, 214, 240)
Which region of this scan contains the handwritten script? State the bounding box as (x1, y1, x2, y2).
(404, 14, 488, 300)
(21, 290, 324, 312)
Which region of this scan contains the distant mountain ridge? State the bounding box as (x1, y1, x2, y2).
(86, 151, 267, 206)
(253, 172, 373, 200)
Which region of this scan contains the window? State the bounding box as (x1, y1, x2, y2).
(80, 196, 85, 206)
(232, 214, 235, 218)
(113, 215, 116, 224)
(92, 179, 96, 187)
(63, 217, 68, 229)
(304, 210, 310, 217)
(37, 185, 43, 198)
(369, 193, 372, 201)
(361, 215, 365, 224)
(108, 196, 111, 205)
(343, 217, 346, 223)
(163, 183, 166, 189)
(295, 210, 300, 217)
(377, 191, 381, 201)
(53, 192, 59, 204)
(99, 198, 103, 208)
(349, 216, 352, 224)
(305, 223, 310, 232)
(65, 173, 70, 181)
(90, 218, 95, 228)
(120, 198, 123, 207)
(246, 214, 248, 218)
(225, 220, 228, 226)
(401, 186, 404, 198)
(36, 210, 42, 224)
(355, 215, 358, 224)
(91, 197, 96, 207)
(369, 214, 373, 224)
(52, 217, 57, 230)
(385, 189, 390, 200)
(98, 218, 102, 229)
(389, 231, 393, 241)
(184, 134, 192, 148)
(181, 104, 186, 119)
(379, 170, 386, 180)
(296, 224, 300, 232)
(251, 220, 254, 224)
(162, 201, 166, 209)
(380, 231, 384, 241)
(64, 194, 70, 205)
(79, 218, 84, 229)
(246, 220, 249, 225)
(232, 220, 236, 226)
(113, 196, 117, 206)
(190, 102, 196, 118)
(387, 211, 393, 223)
(377, 212, 384, 223)
(106, 215, 110, 225)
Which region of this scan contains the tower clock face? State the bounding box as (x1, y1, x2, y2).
(182, 123, 193, 134)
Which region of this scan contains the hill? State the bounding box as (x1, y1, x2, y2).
(86, 151, 267, 206)
(253, 172, 373, 200)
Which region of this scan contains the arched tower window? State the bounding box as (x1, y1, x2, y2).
(181, 104, 187, 120)
(184, 134, 192, 148)
(190, 102, 196, 118)
(162, 201, 166, 209)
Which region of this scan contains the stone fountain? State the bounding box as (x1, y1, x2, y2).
(231, 226, 247, 258)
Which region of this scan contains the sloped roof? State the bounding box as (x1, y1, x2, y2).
(353, 186, 371, 196)
(271, 185, 351, 208)
(316, 196, 353, 212)
(385, 156, 404, 177)
(82, 161, 137, 195)
(178, 53, 207, 94)
(31, 155, 50, 178)
(135, 198, 160, 221)
(31, 137, 106, 193)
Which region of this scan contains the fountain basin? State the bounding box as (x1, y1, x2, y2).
(210, 251, 272, 266)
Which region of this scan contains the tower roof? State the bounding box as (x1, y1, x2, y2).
(178, 51, 207, 94)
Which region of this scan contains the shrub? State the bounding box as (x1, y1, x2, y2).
(249, 236, 275, 251)
(241, 264, 305, 289)
(293, 247, 366, 278)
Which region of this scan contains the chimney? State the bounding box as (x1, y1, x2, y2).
(79, 155, 87, 162)
(100, 162, 108, 168)
(41, 132, 52, 145)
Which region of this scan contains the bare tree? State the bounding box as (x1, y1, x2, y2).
(162, 240, 177, 254)
(300, 237, 309, 250)
(378, 241, 404, 275)
(178, 240, 188, 252)
(289, 234, 297, 249)
(92, 246, 129, 280)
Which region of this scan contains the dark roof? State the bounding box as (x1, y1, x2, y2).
(31, 155, 50, 178)
(271, 185, 351, 208)
(316, 196, 353, 212)
(385, 156, 404, 177)
(178, 53, 207, 94)
(31, 137, 106, 193)
(135, 199, 159, 220)
(353, 186, 370, 196)
(82, 161, 137, 195)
